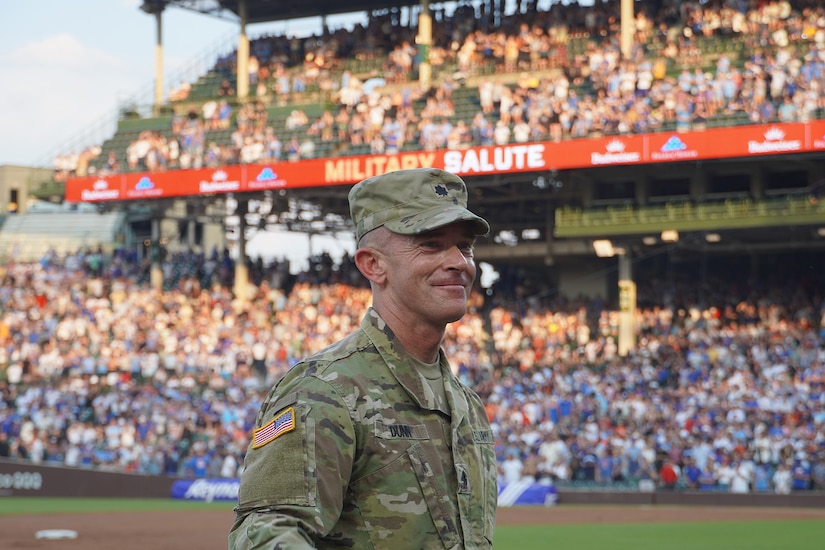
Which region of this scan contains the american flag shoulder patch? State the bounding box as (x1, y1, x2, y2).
(252, 407, 296, 449)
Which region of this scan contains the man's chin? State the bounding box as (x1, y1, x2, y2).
(442, 306, 468, 325)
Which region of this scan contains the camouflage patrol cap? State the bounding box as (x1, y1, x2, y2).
(349, 168, 490, 241)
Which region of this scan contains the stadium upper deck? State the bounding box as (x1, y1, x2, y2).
(51, 0, 825, 301)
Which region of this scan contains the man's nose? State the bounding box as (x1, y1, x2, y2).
(444, 245, 472, 270)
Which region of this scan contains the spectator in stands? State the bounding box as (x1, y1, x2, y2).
(773, 462, 793, 494)
(0, 432, 10, 458)
(262, 128, 282, 161)
(500, 449, 525, 485)
(101, 151, 120, 175)
(168, 80, 191, 102)
(521, 450, 540, 484)
(219, 448, 239, 478)
(284, 109, 308, 131)
(682, 454, 702, 489)
(248, 55, 259, 86)
(230, 168, 496, 548)
(792, 452, 813, 491)
(659, 459, 680, 490)
(637, 456, 658, 492)
(471, 113, 494, 146)
(285, 136, 301, 162)
(217, 79, 235, 97)
(752, 461, 772, 492)
(291, 73, 306, 97)
(217, 99, 233, 129)
(369, 131, 385, 154)
(202, 99, 219, 130)
(493, 120, 511, 145)
(730, 460, 753, 493)
(239, 136, 264, 164)
(178, 112, 205, 169)
(446, 120, 471, 149)
(811, 452, 825, 491)
(546, 456, 572, 483)
(595, 448, 620, 485)
(298, 137, 316, 159)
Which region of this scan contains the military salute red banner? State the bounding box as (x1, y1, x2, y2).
(65, 120, 825, 203)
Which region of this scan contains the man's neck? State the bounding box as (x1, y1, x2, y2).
(374, 307, 444, 363)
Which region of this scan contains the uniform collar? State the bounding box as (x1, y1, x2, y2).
(361, 307, 463, 417)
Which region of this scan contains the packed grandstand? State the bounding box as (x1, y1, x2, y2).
(53, 0, 825, 179)
(2, 0, 825, 496)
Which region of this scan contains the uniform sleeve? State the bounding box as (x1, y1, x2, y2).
(228, 511, 315, 549)
(229, 375, 355, 548)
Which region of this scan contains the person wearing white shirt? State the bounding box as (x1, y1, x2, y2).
(221, 452, 239, 478)
(493, 120, 511, 146)
(773, 462, 793, 494)
(730, 461, 751, 493)
(513, 121, 531, 143)
(714, 458, 736, 491)
(500, 451, 524, 485)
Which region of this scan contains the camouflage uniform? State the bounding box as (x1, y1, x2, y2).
(229, 308, 497, 549)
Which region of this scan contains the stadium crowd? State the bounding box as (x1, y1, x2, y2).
(22, 0, 825, 498)
(53, 0, 825, 178)
(0, 244, 824, 495)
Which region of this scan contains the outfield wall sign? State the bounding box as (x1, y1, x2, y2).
(169, 477, 558, 507)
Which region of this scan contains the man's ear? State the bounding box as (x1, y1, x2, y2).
(354, 247, 387, 285)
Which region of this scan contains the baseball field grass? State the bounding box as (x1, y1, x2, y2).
(494, 521, 825, 550)
(0, 496, 229, 514)
(2, 498, 824, 549)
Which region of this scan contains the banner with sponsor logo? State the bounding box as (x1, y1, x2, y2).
(65, 121, 825, 202)
(169, 477, 559, 507)
(498, 480, 558, 507)
(171, 478, 240, 502)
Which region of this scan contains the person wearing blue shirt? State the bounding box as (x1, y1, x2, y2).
(698, 467, 717, 491)
(752, 462, 771, 492)
(595, 449, 616, 485)
(791, 454, 811, 491)
(184, 446, 210, 478)
(683, 455, 702, 489)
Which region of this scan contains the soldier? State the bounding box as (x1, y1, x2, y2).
(229, 168, 498, 549)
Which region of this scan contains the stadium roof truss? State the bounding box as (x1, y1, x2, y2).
(147, 0, 424, 24)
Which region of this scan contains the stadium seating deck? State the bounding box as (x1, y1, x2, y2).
(72, 12, 815, 177)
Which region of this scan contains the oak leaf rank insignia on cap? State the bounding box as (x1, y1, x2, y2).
(252, 407, 295, 449)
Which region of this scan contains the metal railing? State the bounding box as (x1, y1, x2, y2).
(555, 195, 825, 237)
